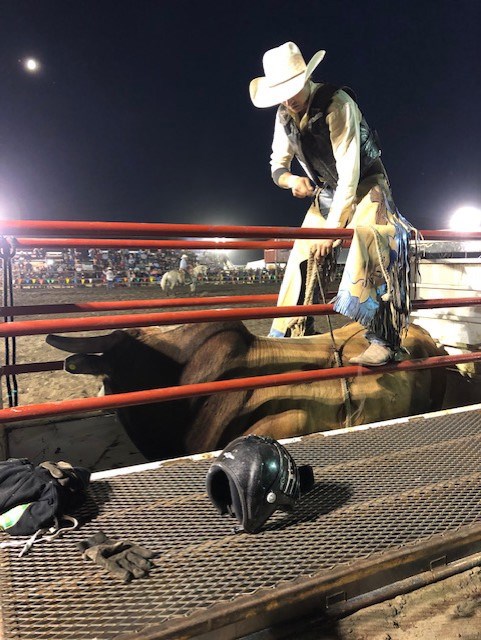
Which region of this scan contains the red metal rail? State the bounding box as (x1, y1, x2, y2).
(1, 361, 63, 375)
(14, 238, 297, 250)
(1, 303, 331, 336)
(1, 297, 481, 338)
(2, 294, 479, 320)
(12, 233, 481, 251)
(3, 219, 481, 241)
(411, 297, 481, 310)
(5, 221, 350, 240)
(2, 294, 280, 317)
(1, 351, 481, 424)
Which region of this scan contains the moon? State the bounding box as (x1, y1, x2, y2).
(23, 58, 40, 73)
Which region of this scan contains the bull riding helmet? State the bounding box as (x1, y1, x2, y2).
(206, 435, 314, 533)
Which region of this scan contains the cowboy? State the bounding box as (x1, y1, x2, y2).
(249, 42, 415, 366)
(179, 253, 190, 275)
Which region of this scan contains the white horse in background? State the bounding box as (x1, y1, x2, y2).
(160, 269, 186, 293)
(191, 264, 208, 280)
(160, 264, 208, 293)
(189, 264, 208, 292)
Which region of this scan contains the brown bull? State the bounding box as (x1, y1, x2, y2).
(46, 321, 447, 460)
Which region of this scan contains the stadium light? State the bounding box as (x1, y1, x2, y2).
(449, 206, 481, 230)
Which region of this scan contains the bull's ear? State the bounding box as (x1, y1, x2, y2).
(64, 354, 110, 376)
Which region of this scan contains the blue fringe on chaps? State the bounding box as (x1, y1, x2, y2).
(269, 179, 417, 349)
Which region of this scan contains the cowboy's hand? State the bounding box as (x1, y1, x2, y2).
(287, 175, 314, 198)
(78, 531, 156, 582)
(313, 239, 334, 261)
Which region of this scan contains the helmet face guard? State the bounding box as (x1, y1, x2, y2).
(206, 435, 314, 533)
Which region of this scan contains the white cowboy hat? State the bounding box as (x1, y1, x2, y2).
(181, 254, 188, 259)
(249, 42, 326, 108)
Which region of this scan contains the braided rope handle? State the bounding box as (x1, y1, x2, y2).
(287, 249, 354, 427)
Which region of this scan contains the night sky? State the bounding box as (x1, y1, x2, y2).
(1, 0, 480, 233)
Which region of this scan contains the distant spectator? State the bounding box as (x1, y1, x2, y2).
(104, 267, 115, 289)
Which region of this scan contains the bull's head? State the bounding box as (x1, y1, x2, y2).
(46, 329, 190, 460)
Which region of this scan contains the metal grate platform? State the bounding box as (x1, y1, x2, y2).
(1, 405, 481, 639)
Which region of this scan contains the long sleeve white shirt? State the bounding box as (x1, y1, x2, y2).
(270, 83, 362, 229)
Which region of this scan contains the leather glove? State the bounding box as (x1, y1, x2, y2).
(39, 461, 80, 488)
(77, 531, 156, 582)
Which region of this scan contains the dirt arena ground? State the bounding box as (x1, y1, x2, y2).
(2, 281, 481, 639)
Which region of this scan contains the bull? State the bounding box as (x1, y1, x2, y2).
(46, 321, 447, 461)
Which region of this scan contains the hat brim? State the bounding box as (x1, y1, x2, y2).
(249, 49, 326, 108)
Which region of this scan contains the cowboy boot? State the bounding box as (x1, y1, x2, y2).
(349, 342, 394, 367)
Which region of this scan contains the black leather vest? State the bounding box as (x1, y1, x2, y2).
(277, 83, 383, 189)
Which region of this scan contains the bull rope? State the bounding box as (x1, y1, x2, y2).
(288, 251, 353, 428)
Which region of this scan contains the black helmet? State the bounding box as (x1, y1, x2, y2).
(206, 435, 314, 533)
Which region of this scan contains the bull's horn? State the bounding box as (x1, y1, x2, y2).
(46, 330, 125, 354)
